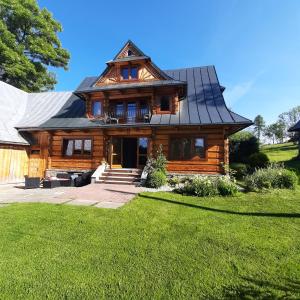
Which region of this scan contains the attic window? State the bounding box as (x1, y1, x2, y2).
(127, 50, 133, 56)
(121, 66, 138, 80)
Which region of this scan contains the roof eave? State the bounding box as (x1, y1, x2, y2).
(76, 81, 187, 94)
(17, 121, 253, 132)
(0, 140, 30, 146)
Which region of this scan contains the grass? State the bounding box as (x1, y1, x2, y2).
(0, 190, 299, 299)
(261, 142, 298, 162)
(262, 142, 300, 176)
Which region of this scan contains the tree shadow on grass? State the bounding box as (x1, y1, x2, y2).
(139, 194, 300, 218)
(224, 277, 300, 299)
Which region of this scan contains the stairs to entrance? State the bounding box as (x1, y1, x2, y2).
(96, 168, 142, 185)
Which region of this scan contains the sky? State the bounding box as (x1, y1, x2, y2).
(39, 0, 300, 125)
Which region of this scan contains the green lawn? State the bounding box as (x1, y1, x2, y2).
(0, 190, 299, 299)
(262, 142, 300, 175)
(262, 142, 298, 162)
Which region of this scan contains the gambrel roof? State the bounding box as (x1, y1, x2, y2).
(38, 65, 252, 129)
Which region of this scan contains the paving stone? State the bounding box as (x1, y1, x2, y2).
(65, 199, 99, 206)
(0, 183, 140, 209)
(94, 202, 125, 209)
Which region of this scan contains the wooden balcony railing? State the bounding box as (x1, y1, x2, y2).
(102, 107, 151, 124)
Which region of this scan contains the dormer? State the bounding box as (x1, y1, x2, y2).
(94, 40, 171, 86)
(75, 40, 187, 120)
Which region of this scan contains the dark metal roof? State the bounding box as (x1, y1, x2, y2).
(76, 79, 186, 94)
(156, 66, 253, 126)
(38, 66, 252, 129)
(289, 120, 300, 132)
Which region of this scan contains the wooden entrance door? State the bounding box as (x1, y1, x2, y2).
(110, 138, 122, 168)
(123, 138, 137, 168)
(109, 137, 148, 169)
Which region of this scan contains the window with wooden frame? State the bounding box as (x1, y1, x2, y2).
(30, 149, 40, 155)
(91, 100, 103, 117)
(169, 137, 206, 160)
(121, 65, 138, 80)
(159, 95, 171, 112)
(62, 138, 92, 157)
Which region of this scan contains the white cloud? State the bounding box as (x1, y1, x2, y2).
(224, 81, 254, 107)
(224, 70, 265, 107)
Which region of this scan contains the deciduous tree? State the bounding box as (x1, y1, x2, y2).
(0, 0, 70, 91)
(264, 121, 285, 144)
(253, 115, 265, 142)
(279, 106, 300, 141)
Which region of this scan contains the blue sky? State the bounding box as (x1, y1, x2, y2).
(39, 0, 300, 124)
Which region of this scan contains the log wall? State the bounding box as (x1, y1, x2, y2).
(0, 125, 226, 183)
(153, 126, 226, 174)
(50, 129, 104, 171)
(31, 125, 227, 176)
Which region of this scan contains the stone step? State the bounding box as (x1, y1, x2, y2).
(99, 175, 138, 182)
(106, 168, 142, 174)
(97, 168, 142, 185)
(96, 180, 137, 185)
(102, 172, 140, 177)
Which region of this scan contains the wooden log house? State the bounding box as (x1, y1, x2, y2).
(0, 40, 252, 183)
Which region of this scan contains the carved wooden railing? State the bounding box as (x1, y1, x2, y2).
(107, 107, 151, 124)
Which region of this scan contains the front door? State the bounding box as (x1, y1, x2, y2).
(109, 137, 148, 169)
(123, 138, 137, 168)
(110, 138, 122, 168)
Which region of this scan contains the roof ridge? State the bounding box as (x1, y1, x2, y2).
(29, 91, 73, 95)
(163, 65, 215, 72)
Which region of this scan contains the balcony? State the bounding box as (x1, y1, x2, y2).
(90, 99, 151, 124)
(91, 108, 151, 125)
(107, 100, 151, 124)
(108, 106, 150, 124)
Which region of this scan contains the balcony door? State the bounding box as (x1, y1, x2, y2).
(127, 102, 137, 123)
(110, 99, 149, 123)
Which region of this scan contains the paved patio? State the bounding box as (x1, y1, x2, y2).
(0, 183, 143, 209)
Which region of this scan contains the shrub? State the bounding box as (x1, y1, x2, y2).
(229, 131, 259, 163)
(177, 175, 238, 197)
(168, 176, 180, 188)
(273, 169, 298, 189)
(145, 170, 167, 188)
(216, 176, 239, 196)
(181, 176, 218, 197)
(145, 145, 167, 174)
(230, 163, 249, 179)
(248, 152, 270, 169)
(245, 164, 298, 191)
(180, 176, 194, 184)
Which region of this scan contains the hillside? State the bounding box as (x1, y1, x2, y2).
(261, 142, 300, 174)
